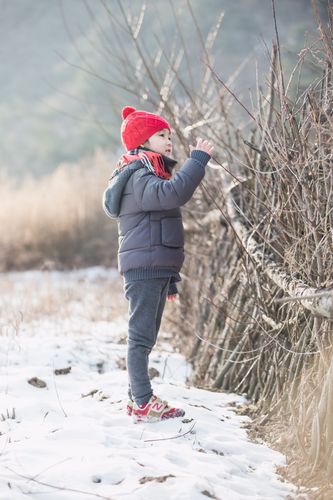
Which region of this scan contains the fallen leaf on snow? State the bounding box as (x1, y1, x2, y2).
(27, 377, 47, 388)
(139, 474, 175, 484)
(54, 366, 71, 375)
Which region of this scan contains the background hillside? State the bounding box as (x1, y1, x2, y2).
(0, 0, 326, 177)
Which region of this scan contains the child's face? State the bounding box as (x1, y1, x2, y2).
(143, 128, 172, 157)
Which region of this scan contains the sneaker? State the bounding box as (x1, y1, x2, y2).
(132, 394, 185, 423)
(127, 399, 133, 416)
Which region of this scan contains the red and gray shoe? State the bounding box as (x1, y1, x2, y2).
(131, 394, 185, 423)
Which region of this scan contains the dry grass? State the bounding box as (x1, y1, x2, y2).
(252, 350, 333, 499)
(0, 150, 118, 271)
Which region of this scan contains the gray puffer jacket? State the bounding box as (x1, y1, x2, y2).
(103, 150, 210, 279)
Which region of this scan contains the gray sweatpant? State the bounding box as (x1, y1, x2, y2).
(124, 277, 171, 406)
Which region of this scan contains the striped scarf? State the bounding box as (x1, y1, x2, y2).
(111, 148, 172, 181)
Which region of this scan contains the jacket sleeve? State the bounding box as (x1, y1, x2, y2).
(133, 151, 210, 211)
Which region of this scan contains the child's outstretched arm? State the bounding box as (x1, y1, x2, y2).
(133, 138, 214, 211)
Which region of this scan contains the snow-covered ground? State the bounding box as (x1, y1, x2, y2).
(0, 268, 297, 499)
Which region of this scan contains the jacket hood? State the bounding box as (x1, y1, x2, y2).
(103, 161, 143, 218)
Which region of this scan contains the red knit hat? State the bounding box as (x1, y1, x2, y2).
(121, 106, 171, 151)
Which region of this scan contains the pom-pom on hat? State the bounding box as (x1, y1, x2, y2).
(121, 106, 171, 151)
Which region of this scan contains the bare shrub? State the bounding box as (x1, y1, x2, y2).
(168, 3, 333, 495)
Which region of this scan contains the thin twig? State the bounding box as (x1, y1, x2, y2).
(143, 421, 196, 442)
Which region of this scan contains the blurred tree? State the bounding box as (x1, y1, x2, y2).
(0, 0, 327, 177)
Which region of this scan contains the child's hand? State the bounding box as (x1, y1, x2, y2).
(190, 138, 214, 156)
(167, 294, 177, 302)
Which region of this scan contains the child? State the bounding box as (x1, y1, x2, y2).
(103, 106, 214, 423)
